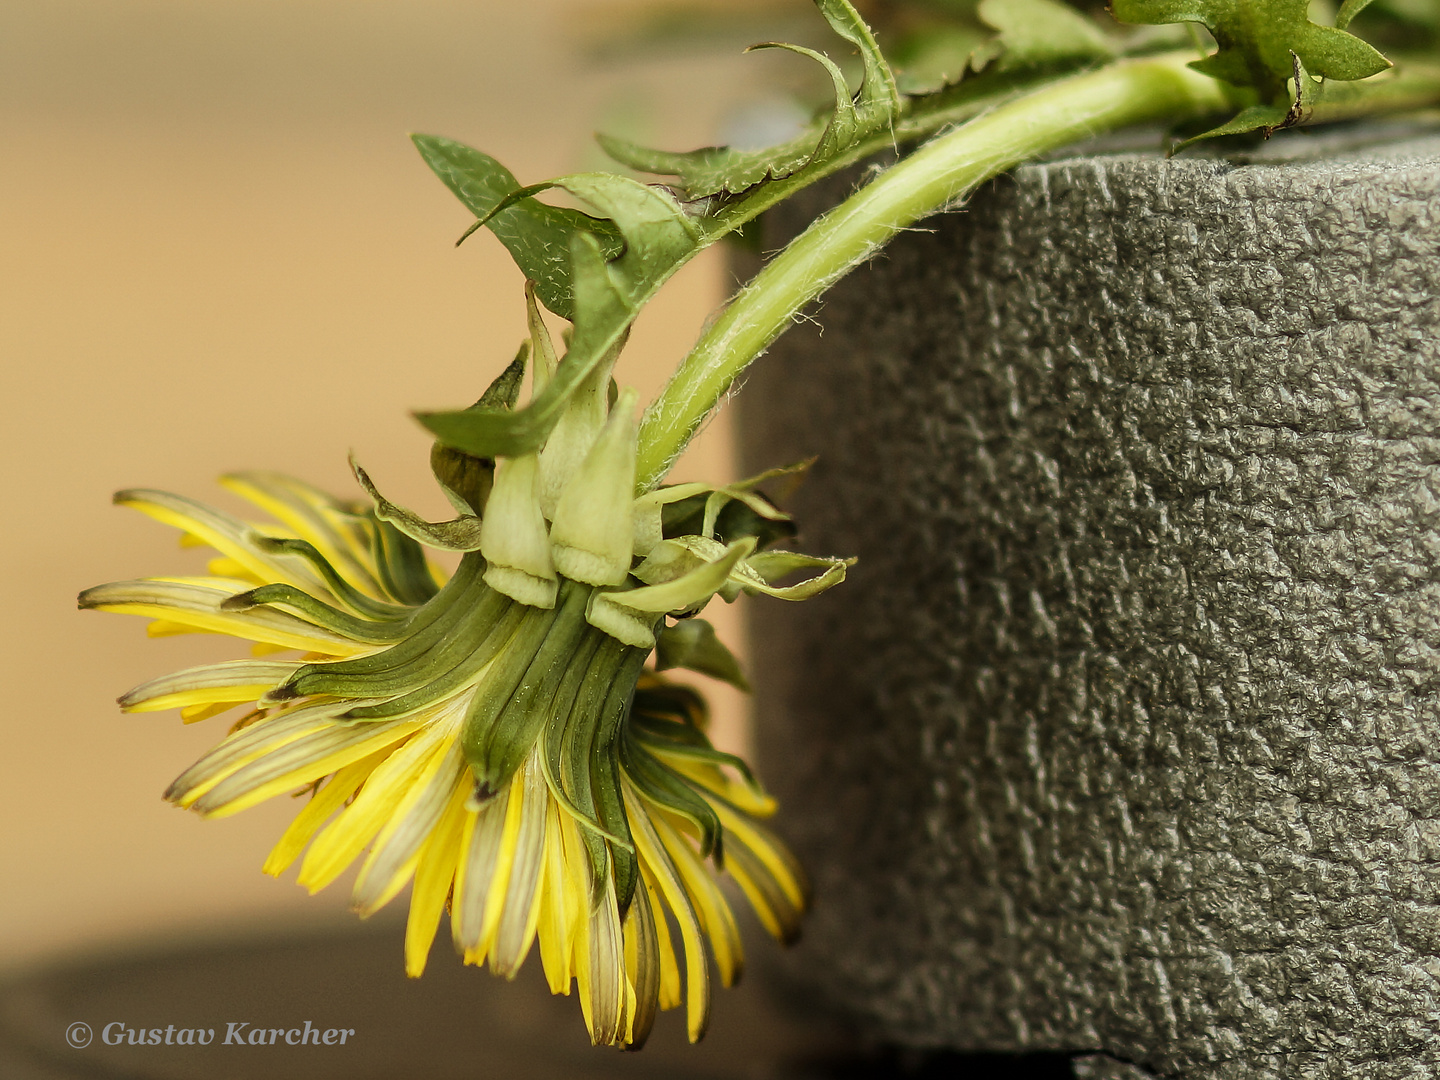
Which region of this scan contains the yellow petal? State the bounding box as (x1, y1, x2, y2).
(262, 750, 388, 877)
(220, 472, 382, 596)
(537, 801, 579, 996)
(625, 787, 710, 1042)
(488, 752, 550, 977)
(641, 867, 681, 1012)
(294, 721, 439, 890)
(405, 775, 472, 977)
(654, 809, 744, 989)
(708, 798, 808, 911)
(354, 724, 466, 915)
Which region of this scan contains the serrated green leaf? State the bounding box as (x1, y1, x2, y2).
(1111, 0, 1391, 100)
(597, 0, 896, 200)
(411, 134, 623, 319)
(813, 0, 901, 128)
(1179, 101, 1291, 142)
(752, 0, 900, 173)
(467, 172, 699, 291)
(1173, 50, 1317, 147)
(976, 0, 1116, 71)
(891, 24, 989, 96)
(597, 129, 824, 201)
(752, 42, 868, 161)
(551, 173, 700, 283)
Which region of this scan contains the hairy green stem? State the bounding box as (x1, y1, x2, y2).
(635, 52, 1232, 489)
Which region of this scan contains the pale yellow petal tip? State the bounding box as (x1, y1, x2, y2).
(483, 564, 558, 609)
(551, 543, 629, 588)
(584, 594, 657, 650)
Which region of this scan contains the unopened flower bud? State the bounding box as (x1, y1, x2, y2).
(550, 388, 639, 587)
(480, 454, 557, 609)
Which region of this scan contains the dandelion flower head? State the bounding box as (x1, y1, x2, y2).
(80, 326, 850, 1048)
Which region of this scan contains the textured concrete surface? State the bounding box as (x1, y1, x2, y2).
(739, 132, 1440, 1078)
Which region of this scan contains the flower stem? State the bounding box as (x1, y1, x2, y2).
(634, 52, 1230, 490)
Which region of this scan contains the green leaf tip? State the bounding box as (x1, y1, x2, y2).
(411, 133, 623, 320)
(1335, 0, 1380, 32)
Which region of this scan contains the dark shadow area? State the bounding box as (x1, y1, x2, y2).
(797, 1047, 1079, 1078)
(0, 921, 1091, 1079)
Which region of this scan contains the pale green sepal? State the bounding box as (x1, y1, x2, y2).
(701, 488, 787, 538)
(481, 564, 558, 610)
(586, 538, 755, 648)
(697, 459, 811, 536)
(525, 283, 558, 398)
(727, 458, 814, 493)
(479, 454, 557, 609)
(550, 388, 640, 587)
(631, 535, 727, 588)
(733, 550, 855, 600)
(632, 482, 709, 557)
(537, 330, 624, 519)
(654, 619, 751, 692)
(350, 458, 485, 552)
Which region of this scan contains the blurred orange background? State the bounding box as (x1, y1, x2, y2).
(0, 0, 792, 972)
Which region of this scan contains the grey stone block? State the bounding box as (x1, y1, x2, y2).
(738, 131, 1440, 1078)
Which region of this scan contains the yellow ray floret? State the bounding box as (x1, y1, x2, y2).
(83, 458, 824, 1050)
